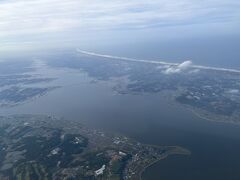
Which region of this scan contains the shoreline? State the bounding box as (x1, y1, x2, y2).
(188, 108, 240, 126)
(139, 145, 191, 180)
(166, 92, 240, 126)
(159, 90, 240, 126)
(139, 154, 169, 180)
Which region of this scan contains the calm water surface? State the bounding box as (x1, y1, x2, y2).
(1, 68, 240, 180)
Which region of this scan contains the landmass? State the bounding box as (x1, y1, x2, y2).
(0, 114, 190, 180)
(0, 60, 58, 107)
(47, 52, 240, 125)
(1, 52, 240, 127)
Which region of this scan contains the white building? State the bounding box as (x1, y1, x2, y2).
(95, 165, 106, 176)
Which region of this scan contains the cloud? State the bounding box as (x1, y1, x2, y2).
(227, 89, 239, 94)
(163, 60, 192, 74)
(178, 61, 192, 70)
(0, 0, 240, 38)
(77, 49, 240, 74)
(77, 49, 177, 66)
(163, 67, 181, 74)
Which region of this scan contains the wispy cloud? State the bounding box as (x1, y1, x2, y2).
(0, 0, 240, 37)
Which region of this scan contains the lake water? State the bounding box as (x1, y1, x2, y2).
(1, 65, 240, 180)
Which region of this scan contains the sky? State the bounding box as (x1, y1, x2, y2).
(0, 0, 240, 57)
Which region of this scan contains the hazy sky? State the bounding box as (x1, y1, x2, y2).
(0, 0, 240, 54)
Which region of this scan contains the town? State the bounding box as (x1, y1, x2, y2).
(0, 114, 190, 180)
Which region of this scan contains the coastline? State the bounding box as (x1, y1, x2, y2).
(165, 91, 240, 126)
(138, 92, 239, 180)
(139, 145, 191, 180)
(188, 107, 240, 126)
